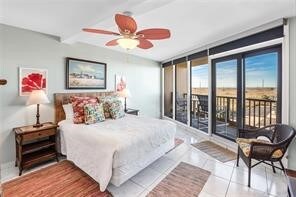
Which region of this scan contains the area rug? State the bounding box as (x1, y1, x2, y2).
(2, 160, 112, 197)
(147, 162, 211, 197)
(192, 140, 236, 162)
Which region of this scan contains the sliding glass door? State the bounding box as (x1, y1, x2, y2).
(162, 45, 282, 142)
(212, 46, 281, 140)
(175, 62, 188, 124)
(212, 56, 242, 140)
(164, 66, 173, 118)
(243, 47, 281, 128)
(190, 57, 209, 132)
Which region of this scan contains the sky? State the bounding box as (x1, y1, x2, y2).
(192, 52, 278, 88)
(69, 59, 105, 79)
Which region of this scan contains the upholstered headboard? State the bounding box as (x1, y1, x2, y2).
(54, 92, 115, 123)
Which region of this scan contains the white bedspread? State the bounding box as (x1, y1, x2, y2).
(58, 114, 176, 191)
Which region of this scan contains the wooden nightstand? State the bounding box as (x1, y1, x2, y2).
(125, 108, 139, 116)
(14, 122, 59, 175)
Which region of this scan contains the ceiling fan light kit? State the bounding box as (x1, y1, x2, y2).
(83, 13, 171, 50)
(117, 38, 139, 50)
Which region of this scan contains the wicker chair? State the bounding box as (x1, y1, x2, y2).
(236, 124, 296, 187)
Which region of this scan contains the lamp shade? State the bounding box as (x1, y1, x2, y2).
(26, 90, 50, 105)
(117, 88, 131, 98)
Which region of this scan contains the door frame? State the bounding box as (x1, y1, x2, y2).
(242, 45, 282, 127)
(211, 44, 282, 141)
(211, 54, 243, 141)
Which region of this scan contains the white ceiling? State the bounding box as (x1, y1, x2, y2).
(1, 0, 295, 62)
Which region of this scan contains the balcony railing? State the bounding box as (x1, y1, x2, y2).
(190, 94, 277, 128)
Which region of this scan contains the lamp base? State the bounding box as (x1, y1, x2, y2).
(33, 123, 43, 128)
(33, 104, 43, 128)
(124, 97, 127, 112)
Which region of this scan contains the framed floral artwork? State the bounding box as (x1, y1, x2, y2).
(115, 75, 127, 92)
(19, 67, 48, 96)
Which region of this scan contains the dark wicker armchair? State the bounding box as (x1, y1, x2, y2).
(236, 124, 296, 187)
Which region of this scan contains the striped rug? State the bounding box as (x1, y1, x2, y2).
(2, 160, 112, 197)
(192, 140, 236, 162)
(147, 162, 211, 197)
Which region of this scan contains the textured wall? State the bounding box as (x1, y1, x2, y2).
(0, 24, 161, 164)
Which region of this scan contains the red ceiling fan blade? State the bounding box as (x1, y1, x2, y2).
(105, 39, 118, 46)
(137, 39, 153, 49)
(136, 28, 170, 40)
(115, 14, 137, 34)
(83, 28, 120, 36)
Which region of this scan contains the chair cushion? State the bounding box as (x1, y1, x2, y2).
(84, 103, 105, 124)
(236, 138, 283, 158)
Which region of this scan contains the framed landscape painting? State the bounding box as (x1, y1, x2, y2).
(19, 67, 48, 96)
(66, 57, 107, 89)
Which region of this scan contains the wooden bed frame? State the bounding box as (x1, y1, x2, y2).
(54, 92, 115, 123)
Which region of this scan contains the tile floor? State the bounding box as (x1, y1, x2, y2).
(1, 127, 288, 197)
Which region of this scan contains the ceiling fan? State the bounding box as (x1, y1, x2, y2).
(82, 13, 171, 50)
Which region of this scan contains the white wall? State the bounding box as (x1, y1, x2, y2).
(0, 24, 161, 164)
(0, 21, 4, 179)
(288, 17, 296, 169)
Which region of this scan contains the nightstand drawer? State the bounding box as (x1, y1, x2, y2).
(22, 129, 56, 141)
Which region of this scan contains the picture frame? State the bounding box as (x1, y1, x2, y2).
(66, 57, 107, 89)
(19, 67, 48, 96)
(115, 75, 127, 92)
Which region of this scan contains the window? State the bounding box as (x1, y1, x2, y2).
(190, 57, 209, 132)
(175, 62, 188, 124)
(164, 66, 174, 118)
(212, 46, 282, 140)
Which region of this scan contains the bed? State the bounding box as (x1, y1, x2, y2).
(54, 92, 176, 192)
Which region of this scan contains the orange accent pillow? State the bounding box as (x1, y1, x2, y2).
(71, 96, 98, 124)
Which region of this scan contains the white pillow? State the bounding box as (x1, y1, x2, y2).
(62, 104, 74, 120)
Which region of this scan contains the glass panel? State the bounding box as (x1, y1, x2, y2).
(175, 62, 188, 124)
(190, 57, 209, 132)
(214, 59, 238, 140)
(164, 66, 173, 118)
(244, 52, 278, 128)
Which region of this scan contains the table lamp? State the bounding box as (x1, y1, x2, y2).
(26, 90, 50, 128)
(117, 88, 131, 112)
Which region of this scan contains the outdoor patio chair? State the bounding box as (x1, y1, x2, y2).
(196, 95, 227, 129)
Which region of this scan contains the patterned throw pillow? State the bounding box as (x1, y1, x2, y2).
(109, 100, 125, 119)
(99, 96, 119, 118)
(84, 103, 105, 124)
(71, 96, 98, 124)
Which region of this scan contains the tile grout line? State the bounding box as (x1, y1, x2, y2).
(224, 162, 235, 197)
(264, 166, 270, 196)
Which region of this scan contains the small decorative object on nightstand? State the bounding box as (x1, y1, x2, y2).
(125, 108, 139, 116)
(14, 122, 58, 176)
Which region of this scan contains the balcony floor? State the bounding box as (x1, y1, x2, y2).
(191, 117, 237, 140)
